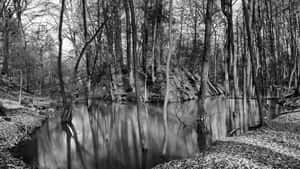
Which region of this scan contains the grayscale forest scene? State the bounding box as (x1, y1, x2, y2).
(0, 0, 300, 168)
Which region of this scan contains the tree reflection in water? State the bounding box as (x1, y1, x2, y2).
(196, 97, 260, 150)
(14, 98, 259, 169)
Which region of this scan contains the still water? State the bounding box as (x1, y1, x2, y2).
(13, 97, 259, 169)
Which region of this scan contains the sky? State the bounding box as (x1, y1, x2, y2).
(22, 0, 73, 56)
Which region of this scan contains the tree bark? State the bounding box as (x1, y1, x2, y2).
(198, 0, 213, 151)
(142, 0, 149, 72)
(162, 0, 173, 156)
(18, 70, 22, 104)
(123, 0, 134, 91)
(2, 9, 9, 75)
(128, 0, 147, 159)
(82, 0, 91, 106)
(221, 0, 234, 96)
(58, 0, 71, 123)
(200, 0, 213, 98)
(113, 0, 123, 70)
(151, 17, 158, 82)
(242, 0, 263, 127)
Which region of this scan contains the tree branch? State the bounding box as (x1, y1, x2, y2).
(73, 18, 109, 77)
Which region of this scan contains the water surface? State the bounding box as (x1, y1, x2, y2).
(13, 97, 260, 169)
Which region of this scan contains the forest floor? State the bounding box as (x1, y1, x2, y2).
(0, 78, 56, 169)
(153, 112, 300, 169)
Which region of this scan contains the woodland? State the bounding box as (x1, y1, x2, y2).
(0, 0, 300, 168)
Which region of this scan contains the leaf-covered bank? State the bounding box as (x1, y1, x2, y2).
(153, 113, 300, 169)
(0, 78, 57, 168)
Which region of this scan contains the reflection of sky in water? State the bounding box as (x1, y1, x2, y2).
(16, 98, 259, 169)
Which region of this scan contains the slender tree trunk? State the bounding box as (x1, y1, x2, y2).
(242, 21, 248, 132)
(192, 2, 198, 55)
(128, 0, 147, 159)
(157, 0, 163, 66)
(19, 70, 22, 104)
(39, 48, 44, 95)
(178, 7, 184, 65)
(2, 12, 9, 75)
(67, 131, 71, 169)
(151, 18, 158, 82)
(58, 0, 71, 123)
(113, 0, 123, 70)
(123, 0, 134, 90)
(214, 29, 217, 83)
(142, 0, 149, 72)
(162, 0, 173, 156)
(82, 0, 91, 106)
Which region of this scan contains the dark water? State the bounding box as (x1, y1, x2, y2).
(12, 97, 260, 169)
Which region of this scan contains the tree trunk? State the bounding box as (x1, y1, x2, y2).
(221, 0, 233, 95)
(142, 0, 149, 72)
(128, 0, 147, 159)
(178, 7, 184, 65)
(242, 21, 248, 132)
(162, 0, 173, 156)
(200, 0, 213, 98)
(192, 1, 198, 55)
(198, 0, 213, 150)
(19, 70, 22, 104)
(113, 0, 123, 70)
(242, 0, 263, 127)
(265, 0, 277, 85)
(151, 17, 158, 82)
(82, 0, 91, 106)
(2, 11, 9, 75)
(123, 0, 134, 90)
(58, 0, 71, 123)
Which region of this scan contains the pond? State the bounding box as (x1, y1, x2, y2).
(12, 97, 260, 169)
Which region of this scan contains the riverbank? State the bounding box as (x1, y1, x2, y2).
(0, 78, 57, 168)
(0, 103, 57, 169)
(0, 107, 57, 169)
(89, 67, 225, 102)
(153, 112, 300, 169)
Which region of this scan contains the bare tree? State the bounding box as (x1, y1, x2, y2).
(197, 0, 214, 151)
(200, 0, 213, 98)
(128, 0, 147, 160)
(58, 0, 71, 123)
(242, 0, 263, 127)
(162, 0, 173, 156)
